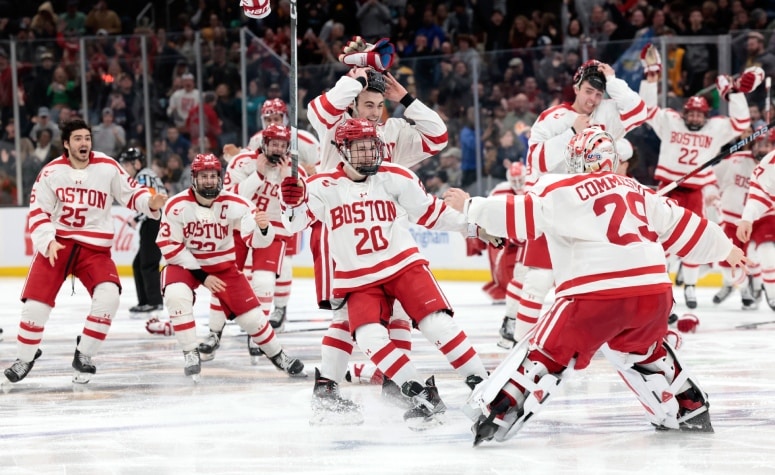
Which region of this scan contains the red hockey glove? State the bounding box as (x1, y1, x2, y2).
(640, 43, 662, 76)
(281, 176, 306, 207)
(735, 66, 765, 93)
(676, 313, 700, 333)
(241, 0, 271, 19)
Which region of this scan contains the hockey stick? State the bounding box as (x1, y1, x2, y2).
(658, 119, 775, 196)
(735, 320, 775, 330)
(766, 77, 772, 123)
(289, 0, 300, 179)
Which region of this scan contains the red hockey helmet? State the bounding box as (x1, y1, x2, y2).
(507, 161, 526, 191)
(191, 153, 223, 198)
(684, 96, 710, 114)
(261, 98, 289, 128)
(261, 124, 291, 164)
(335, 118, 384, 176)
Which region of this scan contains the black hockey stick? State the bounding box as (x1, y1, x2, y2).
(735, 320, 775, 330)
(658, 120, 775, 196)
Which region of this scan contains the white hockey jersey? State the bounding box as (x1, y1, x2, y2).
(282, 162, 468, 294)
(714, 151, 759, 225)
(307, 75, 448, 172)
(231, 156, 307, 240)
(466, 172, 733, 298)
(640, 81, 750, 189)
(742, 150, 775, 222)
(157, 189, 264, 272)
(246, 127, 320, 171)
(27, 152, 160, 255)
(526, 75, 647, 187)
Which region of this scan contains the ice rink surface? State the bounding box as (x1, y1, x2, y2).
(0, 276, 774, 475)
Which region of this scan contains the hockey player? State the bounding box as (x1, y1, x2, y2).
(712, 127, 767, 309)
(737, 128, 775, 310)
(156, 153, 305, 380)
(280, 118, 488, 428)
(3, 119, 168, 385)
(445, 127, 747, 445)
(118, 148, 166, 317)
(517, 59, 648, 345)
(197, 125, 307, 361)
(306, 64, 448, 419)
(640, 42, 758, 308)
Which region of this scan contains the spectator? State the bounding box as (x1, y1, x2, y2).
(415, 7, 446, 50)
(423, 169, 450, 198)
(32, 128, 60, 164)
(164, 126, 191, 163)
(47, 66, 78, 117)
(681, 7, 716, 96)
(438, 146, 462, 188)
(61, 0, 87, 35)
(29, 107, 61, 144)
(497, 129, 526, 165)
(26, 50, 57, 115)
(92, 107, 126, 156)
(30, 2, 57, 40)
(185, 91, 221, 150)
(445, 0, 473, 40)
(167, 72, 199, 131)
(356, 0, 392, 43)
(162, 153, 190, 195)
(213, 83, 241, 148)
(742, 31, 775, 108)
(204, 44, 240, 93)
(85, 0, 122, 35)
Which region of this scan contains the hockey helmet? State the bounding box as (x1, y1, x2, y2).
(365, 69, 387, 94)
(573, 60, 606, 92)
(683, 96, 710, 131)
(261, 124, 291, 164)
(191, 153, 223, 199)
(118, 147, 144, 163)
(507, 161, 526, 191)
(261, 98, 289, 128)
(565, 127, 619, 174)
(335, 118, 384, 176)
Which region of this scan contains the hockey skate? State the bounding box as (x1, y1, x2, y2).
(183, 349, 201, 382)
(683, 285, 697, 309)
(0, 327, 3, 342)
(472, 392, 517, 446)
(674, 388, 713, 432)
(381, 376, 413, 408)
(310, 368, 364, 426)
(129, 304, 163, 320)
(198, 330, 222, 362)
(268, 350, 307, 377)
(465, 374, 485, 391)
(674, 263, 684, 286)
(712, 286, 733, 304)
(72, 336, 96, 384)
(269, 306, 287, 332)
(145, 317, 174, 336)
(3, 349, 43, 384)
(401, 376, 447, 431)
(497, 316, 516, 349)
(247, 335, 264, 365)
(741, 279, 762, 310)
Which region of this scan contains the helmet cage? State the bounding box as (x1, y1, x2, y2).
(565, 128, 619, 174)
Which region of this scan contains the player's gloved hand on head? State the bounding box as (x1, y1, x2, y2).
(339, 38, 396, 72)
(281, 176, 306, 207)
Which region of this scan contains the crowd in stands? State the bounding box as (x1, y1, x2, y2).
(1, 0, 775, 205)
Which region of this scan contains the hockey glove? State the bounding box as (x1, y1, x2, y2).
(343, 36, 368, 54)
(640, 43, 662, 76)
(145, 317, 174, 336)
(281, 176, 306, 207)
(716, 74, 735, 101)
(469, 224, 504, 248)
(241, 0, 272, 19)
(735, 66, 765, 94)
(676, 313, 700, 333)
(339, 38, 396, 73)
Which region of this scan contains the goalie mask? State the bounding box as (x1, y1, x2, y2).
(335, 118, 384, 177)
(191, 153, 223, 199)
(683, 96, 709, 131)
(261, 98, 289, 129)
(565, 127, 619, 174)
(261, 124, 291, 165)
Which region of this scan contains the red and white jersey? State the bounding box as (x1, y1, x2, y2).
(247, 127, 320, 172)
(307, 75, 448, 172)
(282, 162, 467, 294)
(714, 151, 759, 225)
(466, 172, 733, 299)
(157, 189, 262, 273)
(742, 150, 775, 222)
(223, 148, 258, 189)
(526, 76, 647, 187)
(488, 180, 525, 245)
(231, 156, 307, 240)
(640, 81, 750, 189)
(27, 152, 159, 255)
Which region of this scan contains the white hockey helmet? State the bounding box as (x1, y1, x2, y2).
(565, 127, 619, 174)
